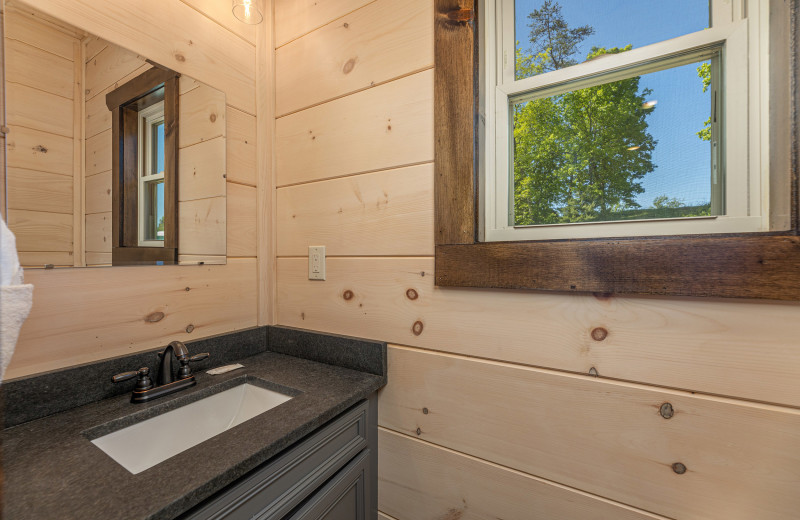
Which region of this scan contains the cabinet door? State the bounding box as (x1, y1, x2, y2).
(182, 401, 369, 520)
(286, 450, 369, 520)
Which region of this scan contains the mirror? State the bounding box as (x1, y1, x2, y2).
(3, 1, 227, 267)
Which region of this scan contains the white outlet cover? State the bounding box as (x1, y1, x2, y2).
(308, 246, 326, 280)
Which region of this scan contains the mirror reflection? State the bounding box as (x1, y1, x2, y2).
(4, 2, 227, 267)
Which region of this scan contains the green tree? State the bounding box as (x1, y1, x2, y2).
(652, 195, 684, 209)
(157, 215, 165, 232)
(513, 4, 656, 225)
(526, 0, 594, 73)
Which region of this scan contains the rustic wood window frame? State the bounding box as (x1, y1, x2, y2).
(434, 0, 800, 300)
(106, 67, 179, 266)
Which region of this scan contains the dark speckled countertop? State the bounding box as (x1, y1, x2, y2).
(2, 328, 386, 520)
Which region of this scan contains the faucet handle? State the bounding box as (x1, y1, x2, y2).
(177, 353, 210, 379)
(112, 367, 154, 391)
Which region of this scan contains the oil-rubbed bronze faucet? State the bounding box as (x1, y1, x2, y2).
(112, 341, 209, 403)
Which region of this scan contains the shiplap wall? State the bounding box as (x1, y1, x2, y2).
(4, 0, 261, 379)
(273, 1, 800, 519)
(4, 6, 79, 267)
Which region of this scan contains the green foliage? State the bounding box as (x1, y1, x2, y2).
(513, 43, 656, 224)
(157, 215, 165, 232)
(696, 62, 711, 141)
(526, 0, 594, 72)
(652, 195, 684, 209)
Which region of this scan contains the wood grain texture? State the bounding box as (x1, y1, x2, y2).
(4, 6, 76, 59)
(5, 258, 257, 379)
(18, 251, 74, 267)
(83, 36, 107, 63)
(85, 252, 112, 266)
(8, 209, 72, 252)
(6, 168, 73, 214)
(226, 107, 257, 186)
(436, 235, 800, 300)
(179, 0, 257, 45)
(5, 38, 73, 98)
(433, 0, 476, 246)
(23, 0, 256, 113)
(84, 129, 111, 177)
(178, 137, 226, 202)
(277, 163, 434, 257)
(380, 346, 800, 520)
(257, 0, 275, 325)
(84, 171, 112, 215)
(84, 63, 151, 138)
(227, 182, 256, 258)
(6, 126, 73, 176)
(84, 43, 146, 100)
(275, 0, 432, 116)
(274, 0, 374, 47)
(276, 69, 433, 186)
(84, 212, 112, 253)
(179, 196, 226, 256)
(178, 82, 226, 148)
(378, 429, 665, 520)
(277, 256, 800, 407)
(6, 82, 73, 137)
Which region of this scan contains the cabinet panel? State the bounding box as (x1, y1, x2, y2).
(286, 450, 368, 520)
(184, 401, 369, 520)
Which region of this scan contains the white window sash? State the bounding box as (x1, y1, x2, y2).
(138, 101, 165, 248)
(483, 0, 767, 242)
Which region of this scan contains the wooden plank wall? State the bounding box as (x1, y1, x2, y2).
(273, 1, 800, 519)
(4, 7, 78, 267)
(4, 0, 261, 379)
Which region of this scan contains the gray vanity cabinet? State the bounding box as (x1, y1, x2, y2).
(181, 395, 377, 520)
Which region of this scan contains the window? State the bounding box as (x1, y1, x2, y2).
(482, 0, 785, 241)
(106, 67, 179, 265)
(138, 102, 166, 247)
(433, 0, 798, 300)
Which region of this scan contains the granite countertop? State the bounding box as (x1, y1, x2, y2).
(2, 347, 385, 520)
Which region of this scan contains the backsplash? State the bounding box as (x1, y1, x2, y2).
(2, 326, 386, 428)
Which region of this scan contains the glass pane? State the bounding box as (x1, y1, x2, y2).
(514, 0, 710, 80)
(152, 121, 165, 175)
(143, 179, 165, 241)
(511, 59, 715, 226)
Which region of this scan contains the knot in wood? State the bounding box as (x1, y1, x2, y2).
(185, 324, 195, 333)
(174, 53, 186, 62)
(412, 320, 424, 336)
(343, 290, 354, 301)
(145, 311, 165, 323)
(342, 57, 357, 74)
(445, 8, 473, 23)
(672, 462, 687, 475)
(422, 407, 429, 415)
(416, 427, 422, 436)
(591, 327, 608, 341)
(406, 288, 419, 300)
(659, 402, 674, 419)
(209, 113, 217, 123)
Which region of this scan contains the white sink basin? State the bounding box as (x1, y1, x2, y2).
(91, 383, 293, 474)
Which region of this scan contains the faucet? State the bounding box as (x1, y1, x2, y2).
(157, 340, 191, 385)
(112, 340, 209, 403)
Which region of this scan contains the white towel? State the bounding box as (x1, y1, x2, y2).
(1, 218, 33, 382)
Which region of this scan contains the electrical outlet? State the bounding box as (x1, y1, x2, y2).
(308, 246, 326, 280)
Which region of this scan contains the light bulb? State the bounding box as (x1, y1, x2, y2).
(232, 0, 263, 24)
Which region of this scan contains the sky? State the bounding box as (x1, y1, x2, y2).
(514, 0, 712, 208)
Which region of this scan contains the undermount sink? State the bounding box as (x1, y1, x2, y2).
(91, 383, 293, 474)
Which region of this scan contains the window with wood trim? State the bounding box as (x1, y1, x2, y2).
(106, 67, 179, 266)
(434, 0, 800, 300)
